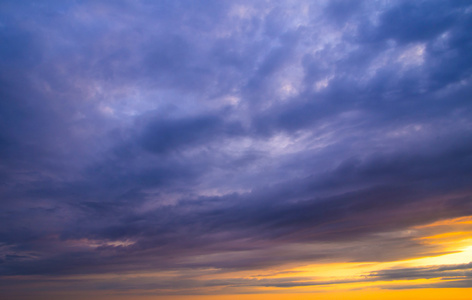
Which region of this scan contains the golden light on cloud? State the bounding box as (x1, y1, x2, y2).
(2, 1, 472, 300)
(2, 215, 472, 299)
(198, 215, 472, 295)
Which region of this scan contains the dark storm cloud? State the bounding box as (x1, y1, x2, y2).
(1, 0, 472, 295)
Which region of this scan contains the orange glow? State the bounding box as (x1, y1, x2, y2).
(8, 288, 472, 300)
(419, 231, 472, 240)
(413, 216, 472, 229)
(3, 216, 472, 300)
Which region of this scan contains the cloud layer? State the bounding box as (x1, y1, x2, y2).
(1, 0, 472, 297)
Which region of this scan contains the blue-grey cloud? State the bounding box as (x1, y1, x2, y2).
(1, 0, 472, 296)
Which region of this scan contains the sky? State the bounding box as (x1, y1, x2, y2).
(1, 0, 472, 299)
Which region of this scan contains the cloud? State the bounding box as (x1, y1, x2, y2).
(0, 0, 472, 297)
(139, 113, 245, 154)
(370, 262, 472, 281)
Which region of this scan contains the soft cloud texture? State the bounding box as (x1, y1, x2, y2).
(1, 0, 472, 298)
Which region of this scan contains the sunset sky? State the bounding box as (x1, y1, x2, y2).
(1, 1, 472, 299)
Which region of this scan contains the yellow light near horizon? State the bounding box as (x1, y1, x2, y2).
(106, 288, 472, 300)
(403, 216, 472, 267)
(407, 243, 472, 266)
(6, 216, 472, 300)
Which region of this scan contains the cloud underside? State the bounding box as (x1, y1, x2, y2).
(1, 0, 472, 295)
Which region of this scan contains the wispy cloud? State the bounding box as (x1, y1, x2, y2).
(1, 0, 472, 298)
